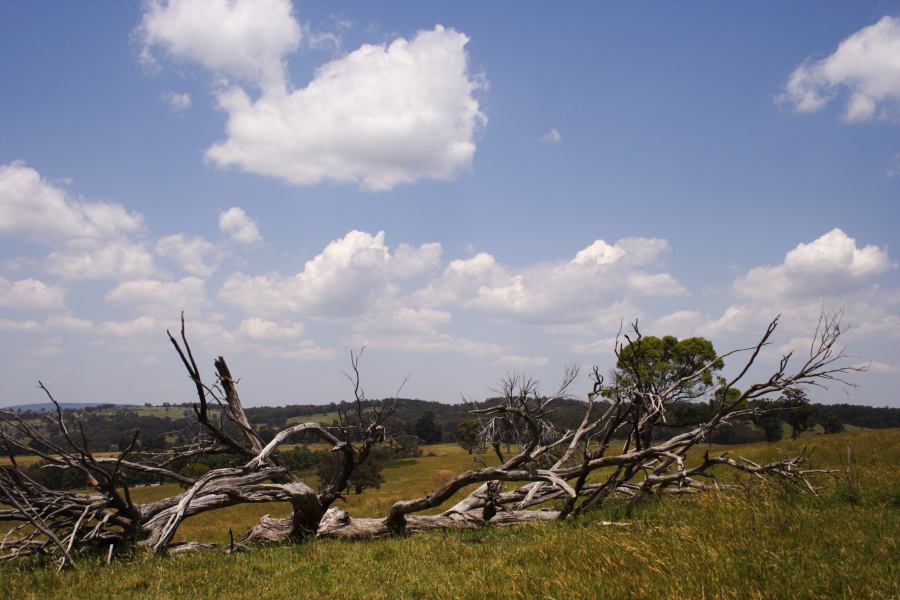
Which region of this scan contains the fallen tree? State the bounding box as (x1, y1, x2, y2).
(0, 311, 859, 568)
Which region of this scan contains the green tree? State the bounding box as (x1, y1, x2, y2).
(750, 402, 785, 443)
(606, 335, 723, 401)
(454, 419, 481, 454)
(816, 410, 845, 434)
(315, 449, 386, 495)
(781, 388, 814, 439)
(278, 445, 326, 471)
(604, 334, 723, 447)
(391, 433, 421, 458)
(415, 410, 442, 444)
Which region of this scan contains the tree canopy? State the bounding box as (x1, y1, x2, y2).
(605, 334, 723, 401)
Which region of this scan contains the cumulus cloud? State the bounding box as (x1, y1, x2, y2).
(95, 316, 160, 338)
(0, 161, 143, 242)
(233, 318, 305, 342)
(496, 354, 549, 367)
(155, 233, 220, 275)
(419, 237, 684, 325)
(206, 26, 485, 190)
(45, 240, 161, 281)
(218, 207, 261, 244)
(569, 336, 619, 356)
(353, 330, 507, 359)
(698, 230, 899, 347)
(105, 277, 208, 316)
(137, 0, 485, 191)
(733, 228, 894, 300)
(29, 336, 63, 357)
(863, 360, 898, 374)
(44, 314, 93, 332)
(649, 310, 705, 337)
(162, 91, 191, 112)
(352, 304, 452, 336)
(220, 230, 441, 318)
(224, 317, 332, 359)
(220, 317, 333, 360)
(0, 318, 42, 333)
(138, 0, 301, 89)
(0, 277, 65, 312)
(0, 162, 163, 281)
(779, 16, 900, 121)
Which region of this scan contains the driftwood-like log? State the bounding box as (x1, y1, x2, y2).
(0, 311, 858, 566)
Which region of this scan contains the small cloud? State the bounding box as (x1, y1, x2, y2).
(301, 16, 351, 53)
(163, 91, 191, 112)
(541, 128, 562, 144)
(218, 207, 262, 245)
(778, 16, 900, 122)
(857, 360, 898, 374)
(888, 152, 900, 178)
(569, 336, 618, 355)
(495, 354, 549, 368)
(29, 336, 63, 357)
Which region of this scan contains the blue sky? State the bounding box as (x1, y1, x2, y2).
(0, 1, 898, 408)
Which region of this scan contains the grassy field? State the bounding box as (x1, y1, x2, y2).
(286, 411, 341, 425)
(1, 428, 897, 599)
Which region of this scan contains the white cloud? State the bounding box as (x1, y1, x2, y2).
(138, 0, 301, 89)
(226, 318, 333, 360)
(862, 360, 898, 374)
(44, 314, 93, 332)
(0, 277, 65, 312)
(569, 336, 619, 356)
(206, 25, 485, 190)
(649, 309, 705, 337)
(105, 277, 208, 316)
(0, 162, 162, 281)
(155, 233, 220, 275)
(420, 236, 683, 325)
(540, 128, 562, 144)
(733, 228, 894, 301)
(353, 304, 452, 336)
(163, 91, 192, 112)
(496, 354, 549, 368)
(301, 19, 347, 52)
(253, 341, 335, 361)
(779, 16, 900, 121)
(138, 0, 486, 190)
(888, 152, 900, 177)
(218, 207, 261, 244)
(0, 161, 143, 242)
(95, 316, 160, 338)
(233, 318, 305, 342)
(45, 240, 161, 281)
(29, 337, 63, 357)
(220, 230, 441, 318)
(0, 318, 41, 333)
(354, 330, 506, 358)
(698, 230, 899, 352)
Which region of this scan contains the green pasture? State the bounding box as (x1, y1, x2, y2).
(1, 428, 898, 599)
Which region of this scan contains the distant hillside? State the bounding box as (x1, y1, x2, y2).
(4, 402, 127, 412)
(3, 398, 898, 455)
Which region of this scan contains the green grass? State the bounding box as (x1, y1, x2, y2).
(2, 429, 898, 599)
(285, 411, 341, 425)
(1, 451, 124, 468)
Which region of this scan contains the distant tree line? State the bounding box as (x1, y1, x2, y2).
(3, 391, 898, 464)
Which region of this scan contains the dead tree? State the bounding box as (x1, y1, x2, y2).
(0, 311, 860, 567)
